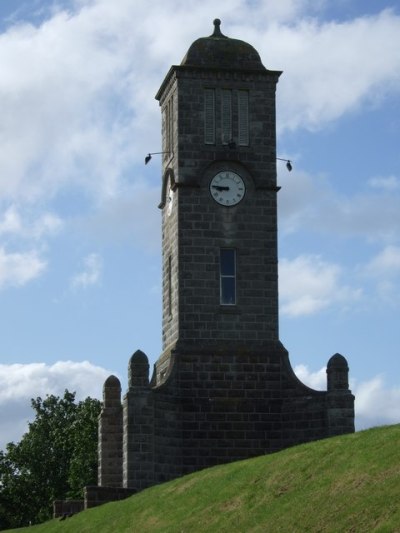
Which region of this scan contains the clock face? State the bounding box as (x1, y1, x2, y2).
(209, 171, 246, 206)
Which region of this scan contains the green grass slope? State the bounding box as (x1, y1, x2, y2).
(11, 425, 400, 533)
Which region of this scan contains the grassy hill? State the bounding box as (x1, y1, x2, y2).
(11, 425, 400, 532)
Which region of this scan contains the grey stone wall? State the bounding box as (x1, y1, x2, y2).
(326, 353, 356, 436)
(123, 351, 154, 489)
(110, 346, 354, 492)
(160, 75, 179, 354)
(94, 25, 355, 501)
(97, 375, 123, 488)
(158, 67, 281, 363)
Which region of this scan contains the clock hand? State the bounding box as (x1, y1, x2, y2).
(212, 185, 230, 191)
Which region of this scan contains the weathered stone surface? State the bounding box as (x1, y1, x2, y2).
(114, 345, 354, 491)
(97, 375, 123, 487)
(93, 20, 355, 502)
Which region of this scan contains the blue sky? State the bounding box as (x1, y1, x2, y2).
(0, 0, 399, 447)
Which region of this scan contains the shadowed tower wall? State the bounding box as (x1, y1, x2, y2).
(95, 19, 355, 496)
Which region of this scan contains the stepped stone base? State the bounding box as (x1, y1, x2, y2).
(96, 342, 354, 498)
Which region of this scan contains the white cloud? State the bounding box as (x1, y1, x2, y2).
(269, 9, 400, 131)
(277, 167, 400, 309)
(0, 3, 397, 288)
(294, 364, 400, 430)
(294, 363, 326, 390)
(278, 169, 325, 234)
(0, 205, 63, 239)
(278, 169, 400, 243)
(0, 360, 109, 403)
(0, 360, 112, 448)
(0, 2, 398, 209)
(279, 254, 361, 316)
(364, 245, 400, 277)
(0, 205, 22, 234)
(81, 185, 161, 251)
(0, 205, 61, 293)
(0, 247, 46, 288)
(354, 375, 400, 430)
(71, 253, 102, 289)
(329, 192, 400, 244)
(368, 175, 400, 192)
(31, 212, 63, 239)
(0, 3, 142, 203)
(361, 245, 400, 304)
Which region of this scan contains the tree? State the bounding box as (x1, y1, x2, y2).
(0, 391, 101, 529)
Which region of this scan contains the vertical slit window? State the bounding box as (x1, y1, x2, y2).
(170, 96, 174, 154)
(238, 90, 249, 146)
(162, 107, 167, 154)
(220, 249, 236, 305)
(221, 89, 232, 144)
(168, 255, 172, 316)
(164, 96, 174, 159)
(204, 89, 215, 144)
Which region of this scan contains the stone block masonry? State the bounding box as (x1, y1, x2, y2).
(93, 346, 354, 494)
(85, 19, 355, 508)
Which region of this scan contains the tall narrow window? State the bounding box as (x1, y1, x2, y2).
(221, 89, 232, 144)
(220, 249, 236, 305)
(167, 255, 172, 316)
(238, 90, 249, 146)
(164, 95, 174, 159)
(204, 89, 215, 144)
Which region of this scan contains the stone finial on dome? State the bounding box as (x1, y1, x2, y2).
(128, 349, 150, 388)
(211, 18, 226, 38)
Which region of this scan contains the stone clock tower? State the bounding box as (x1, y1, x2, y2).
(90, 20, 355, 506)
(156, 19, 281, 379)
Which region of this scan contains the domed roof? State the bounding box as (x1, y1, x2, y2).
(104, 375, 121, 388)
(327, 353, 349, 369)
(181, 19, 266, 71)
(129, 349, 149, 366)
